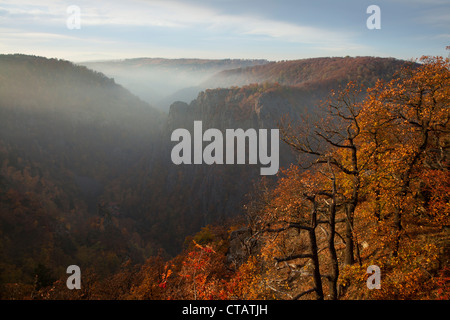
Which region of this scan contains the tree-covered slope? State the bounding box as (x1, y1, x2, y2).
(0, 54, 163, 289)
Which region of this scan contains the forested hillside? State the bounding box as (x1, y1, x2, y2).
(205, 56, 407, 89)
(0, 54, 164, 294)
(1, 54, 448, 300)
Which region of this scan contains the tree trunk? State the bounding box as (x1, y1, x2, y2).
(309, 196, 324, 300)
(309, 228, 324, 300)
(327, 177, 339, 299)
(344, 143, 359, 266)
(328, 163, 339, 300)
(344, 205, 355, 265)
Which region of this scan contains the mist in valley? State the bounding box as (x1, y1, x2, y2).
(79, 58, 269, 111)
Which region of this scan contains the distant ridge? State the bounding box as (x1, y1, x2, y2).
(204, 56, 412, 90)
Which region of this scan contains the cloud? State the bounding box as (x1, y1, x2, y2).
(224, 15, 353, 44)
(1, 0, 357, 45)
(2, 0, 411, 60)
(417, 10, 450, 28)
(108, 0, 355, 45)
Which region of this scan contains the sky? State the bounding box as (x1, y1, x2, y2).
(0, 0, 449, 62)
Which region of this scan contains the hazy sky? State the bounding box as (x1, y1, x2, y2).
(1, 0, 449, 62)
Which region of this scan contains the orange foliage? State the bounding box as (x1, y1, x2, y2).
(178, 241, 229, 300)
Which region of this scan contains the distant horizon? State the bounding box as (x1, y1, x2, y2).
(75, 54, 413, 64)
(2, 52, 424, 64)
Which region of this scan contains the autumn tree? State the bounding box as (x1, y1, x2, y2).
(242, 81, 370, 300)
(252, 56, 449, 300)
(177, 240, 230, 300)
(280, 81, 368, 267)
(360, 56, 450, 256)
(245, 165, 346, 299)
(330, 56, 449, 299)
